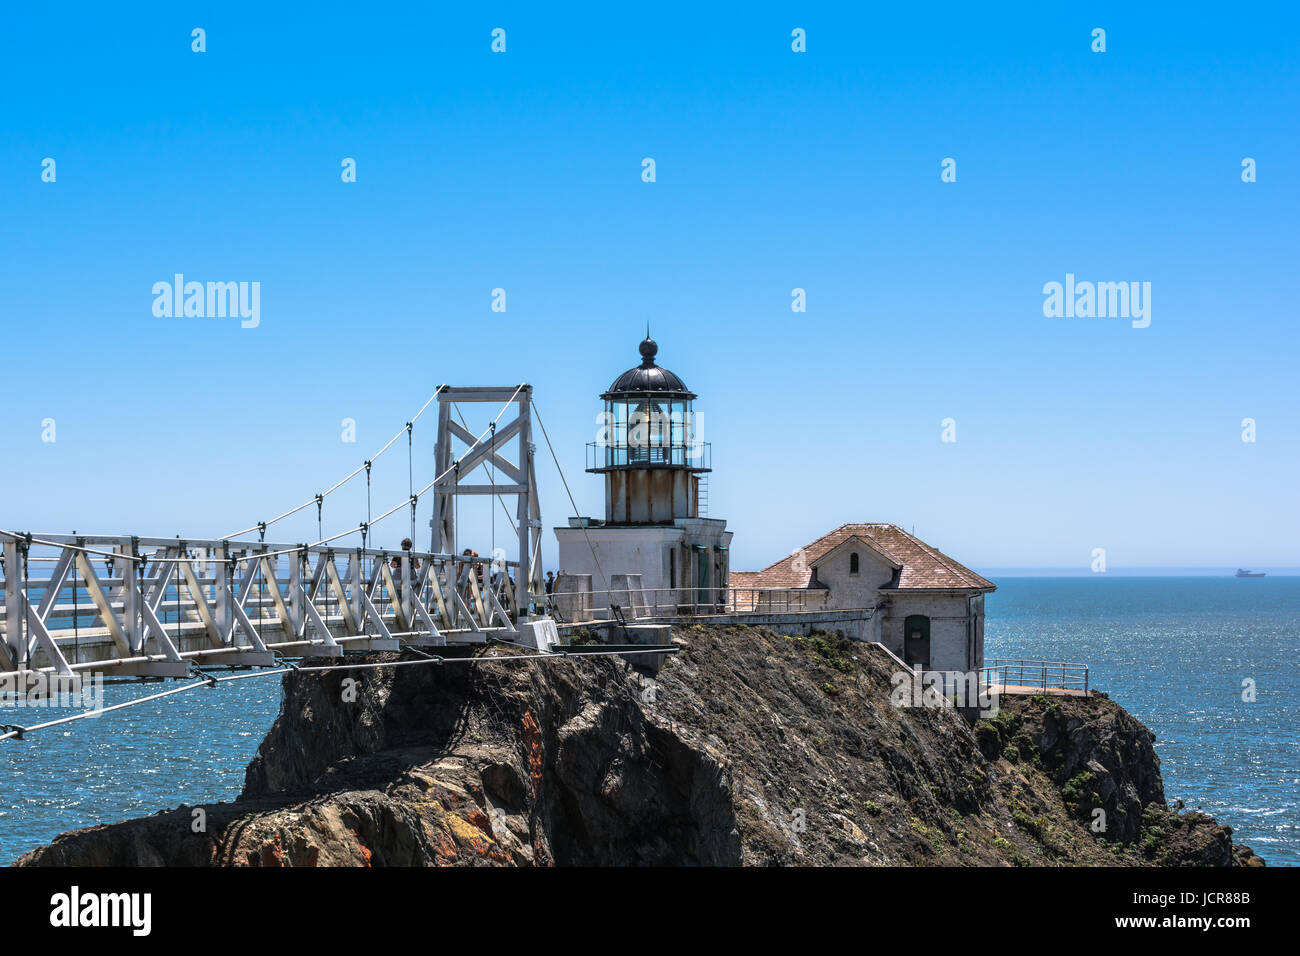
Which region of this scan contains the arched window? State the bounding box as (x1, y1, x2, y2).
(849, 552, 859, 574)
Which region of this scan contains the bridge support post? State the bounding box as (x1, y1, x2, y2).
(1, 537, 21, 671)
(290, 550, 303, 636)
(119, 544, 141, 654)
(215, 544, 231, 641)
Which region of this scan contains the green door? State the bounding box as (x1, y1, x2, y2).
(695, 545, 708, 606)
(903, 615, 931, 670)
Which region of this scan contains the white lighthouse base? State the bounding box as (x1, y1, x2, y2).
(554, 517, 731, 617)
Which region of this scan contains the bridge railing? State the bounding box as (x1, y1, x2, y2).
(979, 659, 1090, 695)
(0, 531, 527, 679)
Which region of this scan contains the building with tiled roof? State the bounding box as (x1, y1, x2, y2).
(733, 523, 995, 672)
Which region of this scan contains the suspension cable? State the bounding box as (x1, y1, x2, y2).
(24, 383, 536, 574)
(489, 420, 496, 581)
(249, 384, 528, 561)
(365, 460, 372, 534)
(222, 389, 442, 539)
(530, 399, 609, 591)
(453, 403, 517, 535)
(407, 420, 415, 544)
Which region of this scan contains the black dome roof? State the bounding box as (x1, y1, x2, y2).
(602, 336, 695, 398)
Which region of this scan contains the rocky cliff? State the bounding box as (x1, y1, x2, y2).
(15, 624, 1263, 866)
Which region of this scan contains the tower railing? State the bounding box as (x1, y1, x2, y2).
(586, 440, 711, 471)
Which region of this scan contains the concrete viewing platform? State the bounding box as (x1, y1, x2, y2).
(980, 659, 1091, 697)
(984, 683, 1089, 698)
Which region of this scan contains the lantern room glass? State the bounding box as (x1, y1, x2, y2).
(603, 397, 694, 466)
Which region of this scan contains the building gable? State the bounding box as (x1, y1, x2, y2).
(811, 535, 900, 589)
(735, 523, 995, 593)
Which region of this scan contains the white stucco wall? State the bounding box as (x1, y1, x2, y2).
(811, 543, 894, 609)
(554, 526, 680, 599)
(554, 521, 733, 614)
(878, 591, 984, 672)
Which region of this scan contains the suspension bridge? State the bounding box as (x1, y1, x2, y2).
(0, 379, 944, 745)
(0, 385, 566, 698)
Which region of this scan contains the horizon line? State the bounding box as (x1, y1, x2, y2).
(979, 566, 1300, 576)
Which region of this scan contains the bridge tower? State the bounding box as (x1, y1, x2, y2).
(431, 385, 542, 615)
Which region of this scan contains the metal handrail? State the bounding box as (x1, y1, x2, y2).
(979, 659, 1090, 694)
(544, 584, 857, 621)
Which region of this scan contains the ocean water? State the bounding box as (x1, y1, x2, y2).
(985, 576, 1300, 867)
(0, 676, 284, 863)
(0, 577, 1296, 865)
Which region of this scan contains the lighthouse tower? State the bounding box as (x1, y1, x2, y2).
(554, 335, 732, 613)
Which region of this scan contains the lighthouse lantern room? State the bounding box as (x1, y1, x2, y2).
(587, 335, 711, 524)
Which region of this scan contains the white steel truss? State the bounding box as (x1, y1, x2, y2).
(0, 533, 523, 682)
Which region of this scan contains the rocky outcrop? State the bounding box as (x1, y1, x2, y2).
(974, 692, 1262, 866)
(15, 624, 1263, 867)
(974, 691, 1164, 842)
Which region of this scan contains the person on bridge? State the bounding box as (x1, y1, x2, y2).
(391, 540, 418, 572)
(545, 571, 554, 595)
(458, 548, 482, 601)
(400, 538, 420, 575)
(391, 539, 420, 599)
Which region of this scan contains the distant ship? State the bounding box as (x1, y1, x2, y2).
(1235, 568, 1267, 578)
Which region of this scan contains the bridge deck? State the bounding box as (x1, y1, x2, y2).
(0, 533, 525, 682)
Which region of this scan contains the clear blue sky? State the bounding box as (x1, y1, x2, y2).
(1, 3, 1296, 573)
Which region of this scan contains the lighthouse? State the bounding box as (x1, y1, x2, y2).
(554, 334, 732, 614)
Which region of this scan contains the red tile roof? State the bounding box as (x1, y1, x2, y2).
(733, 523, 995, 592)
